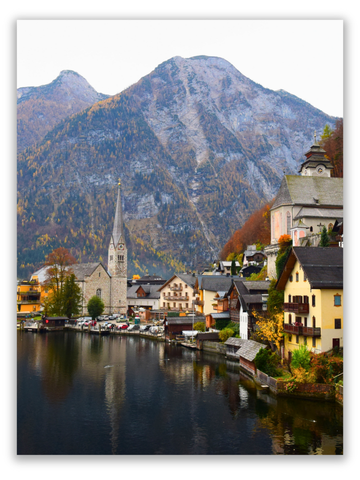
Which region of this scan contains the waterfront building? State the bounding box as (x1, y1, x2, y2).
(17, 279, 41, 314)
(276, 247, 343, 361)
(158, 273, 197, 312)
(265, 134, 343, 278)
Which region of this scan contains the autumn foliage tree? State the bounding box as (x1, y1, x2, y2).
(220, 201, 274, 260)
(320, 119, 343, 178)
(44, 247, 77, 315)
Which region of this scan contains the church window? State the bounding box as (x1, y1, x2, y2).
(286, 212, 291, 235)
(99, 272, 101, 277)
(310, 226, 313, 232)
(110, 255, 113, 261)
(118, 255, 124, 262)
(96, 289, 101, 299)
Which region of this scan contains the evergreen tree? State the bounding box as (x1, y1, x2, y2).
(87, 296, 105, 320)
(320, 226, 330, 247)
(62, 274, 82, 318)
(231, 259, 237, 276)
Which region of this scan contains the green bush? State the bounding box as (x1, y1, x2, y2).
(215, 318, 231, 331)
(218, 328, 234, 343)
(254, 348, 281, 377)
(291, 345, 311, 371)
(194, 321, 205, 332)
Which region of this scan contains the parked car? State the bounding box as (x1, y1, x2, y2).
(127, 324, 140, 332)
(120, 324, 128, 330)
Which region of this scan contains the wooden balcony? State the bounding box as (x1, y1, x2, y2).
(283, 323, 321, 337)
(164, 296, 189, 301)
(170, 286, 183, 291)
(193, 298, 204, 306)
(283, 302, 309, 314)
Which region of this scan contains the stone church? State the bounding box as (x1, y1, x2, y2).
(265, 133, 343, 278)
(32, 180, 128, 316)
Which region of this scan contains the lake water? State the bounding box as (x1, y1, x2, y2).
(17, 331, 343, 455)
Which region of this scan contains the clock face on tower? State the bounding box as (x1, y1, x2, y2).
(317, 165, 325, 174)
(118, 244, 124, 250)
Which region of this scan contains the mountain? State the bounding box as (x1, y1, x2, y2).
(17, 56, 338, 279)
(17, 70, 109, 152)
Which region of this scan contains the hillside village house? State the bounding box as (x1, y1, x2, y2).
(127, 283, 161, 314)
(242, 245, 266, 267)
(276, 247, 343, 362)
(229, 280, 270, 340)
(265, 134, 343, 278)
(194, 275, 235, 317)
(158, 273, 197, 312)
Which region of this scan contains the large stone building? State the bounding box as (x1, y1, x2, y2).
(31, 181, 128, 316)
(265, 134, 343, 278)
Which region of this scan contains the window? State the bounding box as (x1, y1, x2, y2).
(334, 295, 341, 306)
(304, 295, 309, 304)
(304, 317, 308, 327)
(290, 275, 293, 282)
(312, 337, 316, 348)
(286, 211, 291, 235)
(288, 314, 292, 323)
(312, 316, 316, 328)
(118, 255, 124, 262)
(186, 303, 188, 308)
(304, 272, 307, 282)
(99, 272, 101, 277)
(163, 302, 165, 307)
(296, 335, 299, 344)
(296, 272, 299, 282)
(110, 255, 113, 261)
(310, 226, 313, 232)
(96, 289, 101, 299)
(304, 337, 307, 346)
(312, 295, 316, 307)
(288, 335, 292, 342)
(288, 294, 291, 302)
(335, 318, 341, 329)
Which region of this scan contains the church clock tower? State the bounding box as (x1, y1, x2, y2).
(108, 179, 127, 315)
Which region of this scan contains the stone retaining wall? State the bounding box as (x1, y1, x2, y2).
(202, 341, 227, 355)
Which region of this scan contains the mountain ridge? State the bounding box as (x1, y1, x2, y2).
(17, 55, 338, 279)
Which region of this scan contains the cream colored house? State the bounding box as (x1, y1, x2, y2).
(276, 247, 343, 361)
(158, 273, 197, 312)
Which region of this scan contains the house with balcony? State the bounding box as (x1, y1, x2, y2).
(194, 275, 235, 316)
(242, 245, 267, 267)
(158, 273, 197, 313)
(127, 283, 161, 315)
(17, 280, 42, 314)
(276, 247, 343, 362)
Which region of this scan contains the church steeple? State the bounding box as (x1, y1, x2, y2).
(299, 130, 333, 177)
(111, 178, 125, 247)
(108, 180, 127, 280)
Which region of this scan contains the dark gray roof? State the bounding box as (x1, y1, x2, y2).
(293, 247, 343, 289)
(210, 312, 230, 319)
(127, 284, 160, 299)
(177, 273, 197, 288)
(242, 281, 270, 292)
(294, 207, 343, 220)
(200, 275, 234, 292)
(224, 337, 245, 347)
(166, 316, 205, 325)
(72, 263, 108, 281)
(272, 175, 343, 210)
(238, 340, 266, 362)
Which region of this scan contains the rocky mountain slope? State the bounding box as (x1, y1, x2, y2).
(17, 56, 338, 279)
(17, 70, 109, 152)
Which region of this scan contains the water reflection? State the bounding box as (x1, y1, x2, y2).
(17, 332, 343, 455)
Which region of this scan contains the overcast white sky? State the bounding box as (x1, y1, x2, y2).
(17, 19, 343, 118)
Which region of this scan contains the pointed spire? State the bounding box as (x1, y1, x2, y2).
(112, 179, 124, 247)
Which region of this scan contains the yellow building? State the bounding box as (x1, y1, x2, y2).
(276, 247, 343, 362)
(17, 280, 42, 314)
